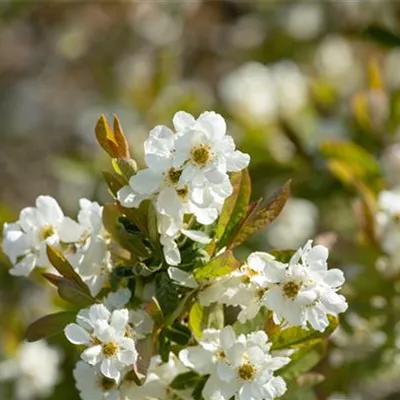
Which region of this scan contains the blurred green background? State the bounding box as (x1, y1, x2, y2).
(1, 1, 400, 399)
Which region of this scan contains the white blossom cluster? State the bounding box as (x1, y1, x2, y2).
(66, 288, 159, 400)
(179, 326, 289, 400)
(2, 196, 112, 296)
(117, 111, 250, 265)
(172, 240, 348, 332)
(0, 110, 349, 400)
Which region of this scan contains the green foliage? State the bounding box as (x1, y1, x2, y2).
(45, 246, 96, 307)
(271, 316, 339, 350)
(212, 170, 251, 252)
(26, 311, 76, 342)
(194, 250, 240, 281)
(155, 272, 180, 316)
(228, 181, 291, 248)
(189, 301, 204, 338)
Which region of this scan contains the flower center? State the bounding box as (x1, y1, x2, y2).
(217, 350, 226, 359)
(102, 342, 119, 358)
(176, 185, 189, 200)
(40, 225, 55, 240)
(283, 281, 301, 300)
(238, 363, 256, 381)
(191, 144, 211, 167)
(167, 167, 182, 185)
(98, 376, 115, 391)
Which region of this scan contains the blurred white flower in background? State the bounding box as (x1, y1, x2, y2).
(0, 340, 62, 400)
(219, 62, 277, 122)
(315, 35, 360, 95)
(266, 198, 319, 249)
(270, 61, 308, 117)
(284, 3, 324, 41)
(219, 61, 308, 123)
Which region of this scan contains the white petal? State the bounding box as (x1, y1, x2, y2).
(179, 347, 214, 374)
(64, 323, 91, 345)
(181, 229, 211, 244)
(173, 111, 195, 132)
(101, 358, 121, 381)
(129, 169, 164, 195)
(217, 361, 235, 382)
(9, 253, 36, 277)
(324, 269, 345, 288)
(19, 207, 40, 232)
(163, 246, 181, 266)
(226, 150, 250, 172)
(89, 304, 111, 323)
(157, 187, 183, 222)
(110, 309, 129, 334)
(81, 345, 102, 365)
(36, 195, 64, 224)
(167, 267, 198, 288)
(117, 185, 146, 208)
(198, 111, 227, 140)
(58, 217, 86, 243)
(219, 326, 236, 350)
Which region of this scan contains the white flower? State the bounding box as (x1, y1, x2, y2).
(65, 304, 137, 381)
(0, 340, 62, 400)
(179, 326, 290, 400)
(120, 354, 189, 400)
(158, 214, 210, 266)
(104, 288, 132, 311)
(74, 361, 120, 400)
(118, 123, 228, 227)
(2, 195, 84, 276)
(259, 241, 347, 331)
(71, 199, 112, 296)
(172, 111, 250, 191)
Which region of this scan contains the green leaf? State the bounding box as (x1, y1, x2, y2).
(192, 375, 208, 400)
(189, 301, 204, 338)
(46, 246, 90, 293)
(320, 140, 381, 181)
(280, 340, 326, 381)
(118, 201, 151, 240)
(170, 371, 202, 390)
(228, 181, 291, 248)
(271, 315, 339, 350)
(194, 250, 240, 281)
(155, 272, 180, 316)
(215, 170, 251, 250)
(147, 202, 162, 256)
(103, 203, 150, 258)
(164, 322, 192, 345)
(43, 273, 96, 307)
(363, 25, 400, 48)
(26, 311, 76, 342)
(102, 171, 126, 198)
(159, 329, 171, 363)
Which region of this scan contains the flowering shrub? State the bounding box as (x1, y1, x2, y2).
(2, 111, 347, 400)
